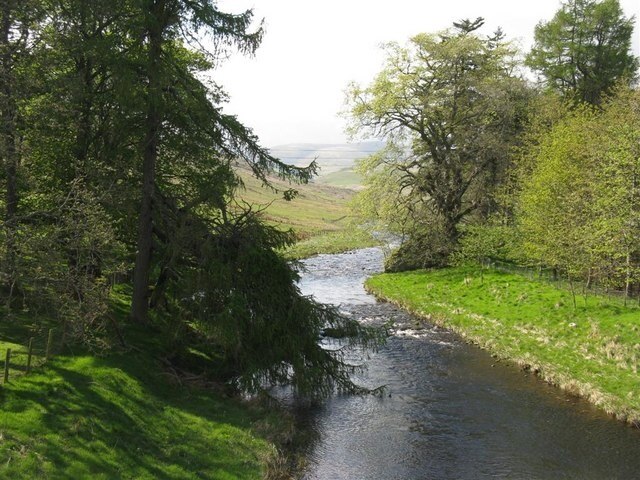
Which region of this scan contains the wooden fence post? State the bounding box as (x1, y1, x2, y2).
(46, 329, 54, 361)
(4, 348, 11, 383)
(26, 337, 34, 373)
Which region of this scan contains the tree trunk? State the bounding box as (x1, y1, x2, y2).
(131, 4, 164, 323)
(569, 276, 577, 310)
(1, 1, 19, 305)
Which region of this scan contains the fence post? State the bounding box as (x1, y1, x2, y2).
(26, 337, 34, 373)
(3, 348, 11, 383)
(46, 329, 54, 361)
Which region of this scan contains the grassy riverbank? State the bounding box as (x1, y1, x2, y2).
(0, 315, 297, 479)
(365, 267, 640, 425)
(284, 229, 377, 260)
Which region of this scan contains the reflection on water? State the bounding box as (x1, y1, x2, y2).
(297, 248, 640, 480)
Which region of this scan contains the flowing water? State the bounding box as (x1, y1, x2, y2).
(296, 247, 640, 480)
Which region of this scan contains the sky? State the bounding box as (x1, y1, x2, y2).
(214, 0, 640, 148)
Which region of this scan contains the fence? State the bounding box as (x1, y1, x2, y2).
(486, 258, 639, 304)
(1, 328, 56, 385)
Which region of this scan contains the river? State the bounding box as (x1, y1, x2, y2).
(296, 247, 640, 479)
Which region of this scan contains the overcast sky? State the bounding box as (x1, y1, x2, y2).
(215, 0, 640, 147)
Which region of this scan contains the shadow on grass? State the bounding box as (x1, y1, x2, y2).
(0, 349, 271, 479)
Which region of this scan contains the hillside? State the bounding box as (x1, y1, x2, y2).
(235, 167, 377, 258)
(267, 141, 384, 189)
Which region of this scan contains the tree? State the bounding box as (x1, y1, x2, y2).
(0, 0, 43, 304)
(515, 87, 640, 302)
(526, 0, 638, 105)
(590, 87, 640, 301)
(347, 18, 529, 270)
(0, 0, 382, 394)
(129, 1, 312, 323)
(517, 105, 599, 305)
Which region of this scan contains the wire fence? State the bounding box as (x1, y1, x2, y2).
(486, 259, 639, 304)
(1, 328, 57, 385)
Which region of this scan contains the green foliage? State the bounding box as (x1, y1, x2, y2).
(454, 222, 523, 266)
(384, 224, 452, 272)
(517, 103, 598, 277)
(367, 266, 640, 423)
(515, 86, 640, 294)
(347, 19, 530, 268)
(526, 0, 638, 105)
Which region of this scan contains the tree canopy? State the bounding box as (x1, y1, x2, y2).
(347, 18, 529, 270)
(526, 0, 638, 105)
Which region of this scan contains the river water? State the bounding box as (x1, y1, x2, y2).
(296, 247, 640, 480)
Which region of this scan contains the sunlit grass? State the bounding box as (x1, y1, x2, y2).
(0, 351, 276, 479)
(366, 267, 640, 424)
(284, 230, 378, 260)
(0, 306, 291, 479)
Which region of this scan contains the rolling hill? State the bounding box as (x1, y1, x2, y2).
(267, 141, 384, 188)
(235, 165, 378, 258)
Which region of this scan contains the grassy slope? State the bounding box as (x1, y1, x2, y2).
(0, 352, 275, 479)
(366, 267, 640, 424)
(238, 169, 352, 236)
(0, 301, 286, 479)
(237, 169, 377, 258)
(315, 168, 362, 188)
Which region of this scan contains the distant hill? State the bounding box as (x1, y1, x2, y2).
(235, 166, 356, 239)
(268, 141, 385, 188)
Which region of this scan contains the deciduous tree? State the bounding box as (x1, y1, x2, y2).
(347, 19, 529, 270)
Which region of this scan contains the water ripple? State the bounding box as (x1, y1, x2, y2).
(298, 248, 640, 480)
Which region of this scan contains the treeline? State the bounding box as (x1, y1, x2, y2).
(0, 0, 381, 396)
(348, 0, 640, 299)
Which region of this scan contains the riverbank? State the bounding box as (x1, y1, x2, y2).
(285, 229, 378, 260)
(0, 319, 299, 479)
(365, 266, 640, 425)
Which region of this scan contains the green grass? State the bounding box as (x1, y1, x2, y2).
(316, 168, 362, 188)
(366, 267, 640, 424)
(238, 170, 354, 238)
(237, 169, 377, 258)
(285, 230, 378, 260)
(0, 308, 293, 479)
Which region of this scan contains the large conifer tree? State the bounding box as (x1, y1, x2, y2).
(526, 0, 638, 105)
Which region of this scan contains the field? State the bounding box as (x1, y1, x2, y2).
(236, 168, 376, 258)
(366, 266, 640, 424)
(315, 167, 362, 188)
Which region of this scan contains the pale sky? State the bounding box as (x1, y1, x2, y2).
(215, 0, 640, 147)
